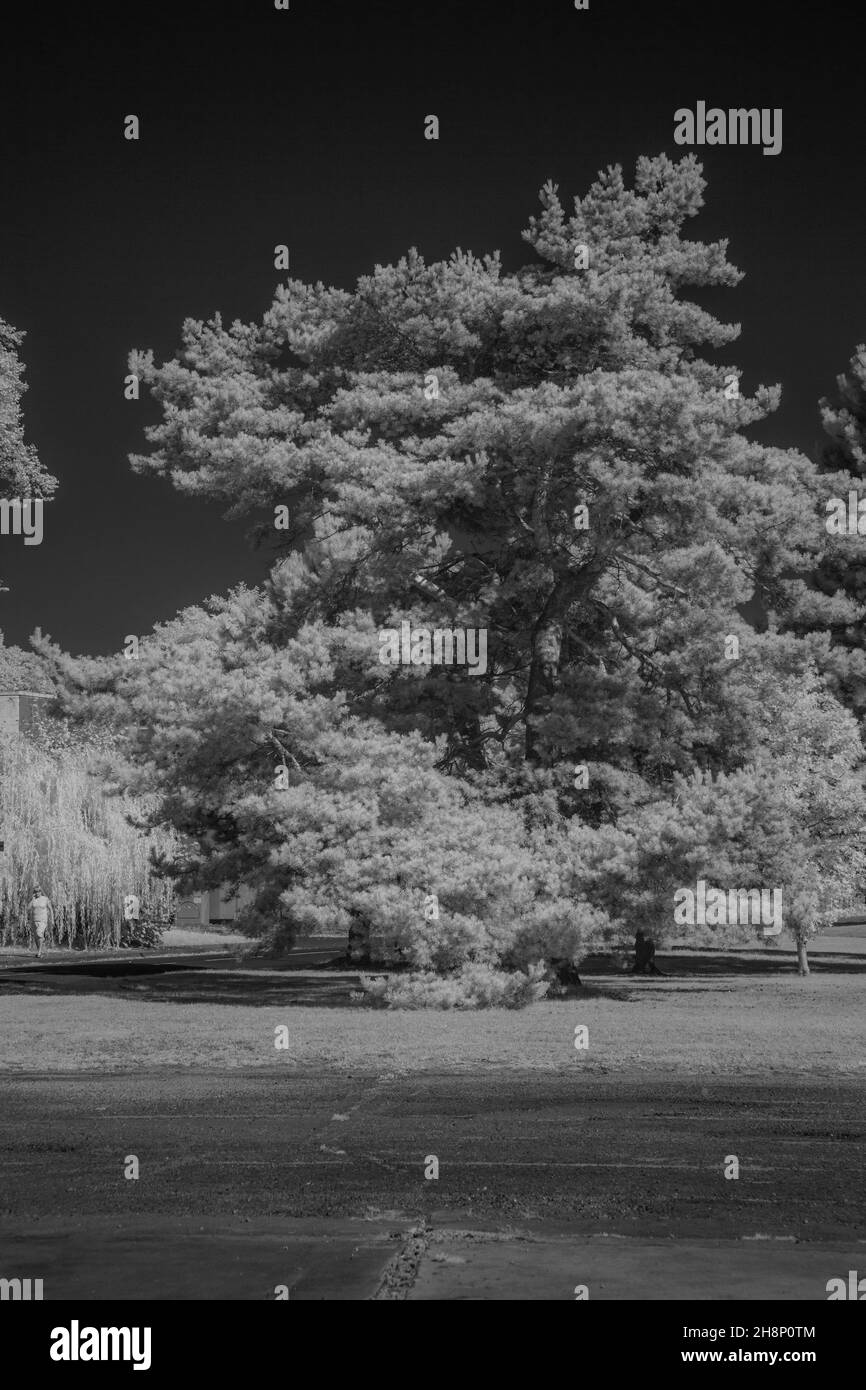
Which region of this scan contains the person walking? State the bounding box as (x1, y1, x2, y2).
(29, 886, 55, 959)
(121, 892, 141, 946)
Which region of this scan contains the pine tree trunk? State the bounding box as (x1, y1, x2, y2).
(796, 938, 810, 976)
(525, 617, 563, 761)
(523, 468, 566, 764)
(452, 710, 487, 771)
(523, 546, 610, 764)
(347, 911, 371, 966)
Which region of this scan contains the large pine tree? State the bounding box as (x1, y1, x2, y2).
(45, 154, 864, 968)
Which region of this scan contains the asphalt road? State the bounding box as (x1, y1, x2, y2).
(1, 1070, 863, 1299)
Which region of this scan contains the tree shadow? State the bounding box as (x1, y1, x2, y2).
(2, 942, 863, 1008)
(642, 951, 866, 976)
(121, 971, 368, 1006)
(0, 962, 369, 1006)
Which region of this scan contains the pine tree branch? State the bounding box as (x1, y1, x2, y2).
(614, 552, 689, 598)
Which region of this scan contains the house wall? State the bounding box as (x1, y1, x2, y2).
(0, 694, 21, 737)
(17, 694, 44, 732)
(0, 691, 53, 737)
(206, 884, 255, 922)
(175, 885, 255, 927)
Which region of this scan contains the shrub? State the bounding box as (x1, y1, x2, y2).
(361, 960, 549, 1010)
(505, 896, 614, 971)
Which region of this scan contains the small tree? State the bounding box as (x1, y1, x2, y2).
(656, 673, 865, 975)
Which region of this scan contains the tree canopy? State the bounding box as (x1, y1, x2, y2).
(38, 154, 866, 974)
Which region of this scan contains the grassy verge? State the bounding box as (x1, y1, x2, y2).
(0, 966, 862, 1075)
(0, 926, 250, 956)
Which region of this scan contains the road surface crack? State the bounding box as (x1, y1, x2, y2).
(372, 1222, 432, 1300)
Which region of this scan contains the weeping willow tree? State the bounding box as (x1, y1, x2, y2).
(0, 730, 176, 948)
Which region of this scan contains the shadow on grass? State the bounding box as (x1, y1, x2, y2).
(0, 963, 366, 1007)
(645, 951, 866, 976)
(1, 945, 863, 1007)
(119, 972, 367, 1006)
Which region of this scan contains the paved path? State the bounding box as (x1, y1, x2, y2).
(1, 1071, 862, 1299)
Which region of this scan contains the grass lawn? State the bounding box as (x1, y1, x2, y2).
(0, 925, 250, 957)
(1, 958, 862, 1076)
(159, 926, 249, 948)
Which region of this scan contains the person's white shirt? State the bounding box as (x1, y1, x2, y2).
(30, 894, 52, 930)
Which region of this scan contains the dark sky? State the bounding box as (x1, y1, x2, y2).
(0, 0, 862, 656)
